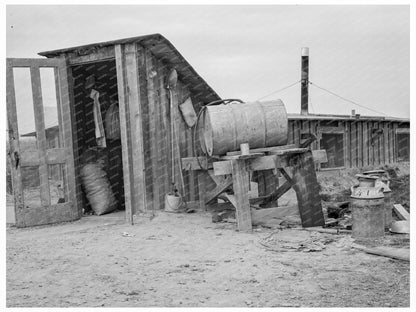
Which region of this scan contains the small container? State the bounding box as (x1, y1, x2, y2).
(164, 192, 183, 213)
(362, 170, 392, 229)
(351, 185, 385, 240)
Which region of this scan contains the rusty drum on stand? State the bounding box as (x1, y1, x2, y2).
(201, 100, 288, 156)
(351, 175, 385, 240)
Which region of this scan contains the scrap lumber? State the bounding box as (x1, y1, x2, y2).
(251, 205, 300, 228)
(295, 227, 352, 234)
(352, 244, 410, 262)
(393, 204, 410, 221)
(251, 205, 299, 221)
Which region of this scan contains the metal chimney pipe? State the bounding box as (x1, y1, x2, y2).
(301, 47, 309, 115)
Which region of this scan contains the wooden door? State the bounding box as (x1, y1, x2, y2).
(6, 58, 79, 227)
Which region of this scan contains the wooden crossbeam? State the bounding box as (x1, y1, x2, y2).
(225, 144, 297, 156)
(204, 175, 233, 204)
(213, 155, 284, 176)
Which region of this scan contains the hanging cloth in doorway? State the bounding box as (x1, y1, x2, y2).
(90, 89, 106, 147)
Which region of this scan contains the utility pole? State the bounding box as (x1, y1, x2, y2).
(301, 47, 309, 115)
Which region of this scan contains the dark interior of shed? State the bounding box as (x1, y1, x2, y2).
(71, 59, 125, 214)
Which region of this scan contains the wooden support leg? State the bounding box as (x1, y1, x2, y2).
(197, 172, 206, 211)
(290, 151, 325, 227)
(231, 159, 252, 232)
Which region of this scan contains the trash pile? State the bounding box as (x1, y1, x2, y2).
(259, 229, 337, 253)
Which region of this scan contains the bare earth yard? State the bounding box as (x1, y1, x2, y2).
(6, 210, 409, 308)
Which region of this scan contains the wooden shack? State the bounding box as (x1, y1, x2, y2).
(7, 34, 220, 227)
(7, 34, 409, 228)
(287, 113, 410, 169)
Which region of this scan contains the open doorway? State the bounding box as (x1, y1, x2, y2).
(71, 59, 125, 217)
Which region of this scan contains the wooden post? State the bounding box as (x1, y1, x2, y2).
(290, 151, 325, 227)
(197, 172, 206, 211)
(124, 43, 147, 214)
(231, 159, 252, 232)
(115, 44, 134, 224)
(301, 47, 309, 115)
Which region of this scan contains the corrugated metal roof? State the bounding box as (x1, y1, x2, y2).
(38, 34, 221, 104)
(287, 113, 410, 123)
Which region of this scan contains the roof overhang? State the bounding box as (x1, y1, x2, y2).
(39, 34, 221, 104)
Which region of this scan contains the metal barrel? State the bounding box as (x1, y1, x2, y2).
(202, 100, 288, 156)
(351, 185, 385, 239)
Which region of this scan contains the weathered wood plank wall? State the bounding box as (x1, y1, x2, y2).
(287, 118, 409, 169)
(136, 45, 208, 211)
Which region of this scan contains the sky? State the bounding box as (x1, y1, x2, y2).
(6, 5, 410, 133)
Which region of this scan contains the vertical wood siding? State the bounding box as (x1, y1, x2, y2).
(288, 118, 409, 169)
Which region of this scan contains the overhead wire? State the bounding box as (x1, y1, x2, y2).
(255, 80, 301, 101)
(308, 81, 388, 117)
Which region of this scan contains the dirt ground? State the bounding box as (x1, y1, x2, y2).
(6, 211, 410, 308)
(6, 163, 410, 307)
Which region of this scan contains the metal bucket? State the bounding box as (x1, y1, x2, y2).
(164, 193, 183, 213)
(351, 185, 385, 239)
(202, 100, 288, 156)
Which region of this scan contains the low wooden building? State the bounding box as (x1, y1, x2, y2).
(287, 113, 410, 169)
(7, 34, 220, 227)
(6, 33, 410, 228)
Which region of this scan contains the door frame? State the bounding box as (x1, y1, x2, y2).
(6, 58, 79, 227)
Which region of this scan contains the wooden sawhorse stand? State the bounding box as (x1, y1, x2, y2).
(182, 146, 325, 232)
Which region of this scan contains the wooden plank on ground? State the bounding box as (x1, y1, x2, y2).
(352, 244, 409, 262)
(393, 204, 410, 220)
(251, 205, 299, 222)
